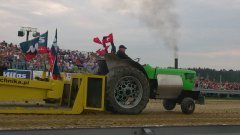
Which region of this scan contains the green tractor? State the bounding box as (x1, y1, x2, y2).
(98, 54, 204, 115)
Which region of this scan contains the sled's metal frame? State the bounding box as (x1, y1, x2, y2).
(0, 74, 105, 114)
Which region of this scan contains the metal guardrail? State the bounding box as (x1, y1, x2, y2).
(194, 88, 240, 95)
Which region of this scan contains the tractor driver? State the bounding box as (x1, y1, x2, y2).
(117, 45, 131, 60)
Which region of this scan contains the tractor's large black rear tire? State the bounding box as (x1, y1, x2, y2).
(106, 66, 150, 114)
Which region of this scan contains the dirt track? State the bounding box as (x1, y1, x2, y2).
(0, 99, 240, 130)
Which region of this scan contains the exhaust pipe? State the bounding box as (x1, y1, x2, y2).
(174, 58, 178, 69)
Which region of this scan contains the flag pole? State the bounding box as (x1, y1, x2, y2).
(24, 31, 30, 70)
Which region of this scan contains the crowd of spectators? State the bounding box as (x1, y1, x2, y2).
(57, 49, 98, 73)
(0, 40, 26, 69)
(195, 77, 240, 90)
(1, 40, 240, 90)
(0, 40, 98, 73)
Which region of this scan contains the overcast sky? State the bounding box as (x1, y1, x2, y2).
(0, 0, 240, 70)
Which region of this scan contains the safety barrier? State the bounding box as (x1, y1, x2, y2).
(194, 88, 240, 96)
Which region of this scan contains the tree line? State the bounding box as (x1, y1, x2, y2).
(189, 68, 240, 82)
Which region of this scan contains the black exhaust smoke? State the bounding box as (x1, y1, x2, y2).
(174, 58, 178, 69)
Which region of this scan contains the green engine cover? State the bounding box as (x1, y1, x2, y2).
(143, 64, 196, 91)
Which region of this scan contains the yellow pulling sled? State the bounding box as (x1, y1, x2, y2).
(0, 74, 105, 114)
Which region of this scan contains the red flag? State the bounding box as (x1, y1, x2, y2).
(48, 48, 54, 71)
(96, 45, 110, 56)
(96, 49, 105, 56)
(108, 33, 113, 42)
(102, 33, 113, 44)
(94, 33, 113, 55)
(93, 37, 102, 45)
(48, 45, 60, 80)
(51, 29, 60, 80)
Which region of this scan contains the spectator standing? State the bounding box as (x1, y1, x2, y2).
(0, 61, 8, 76)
